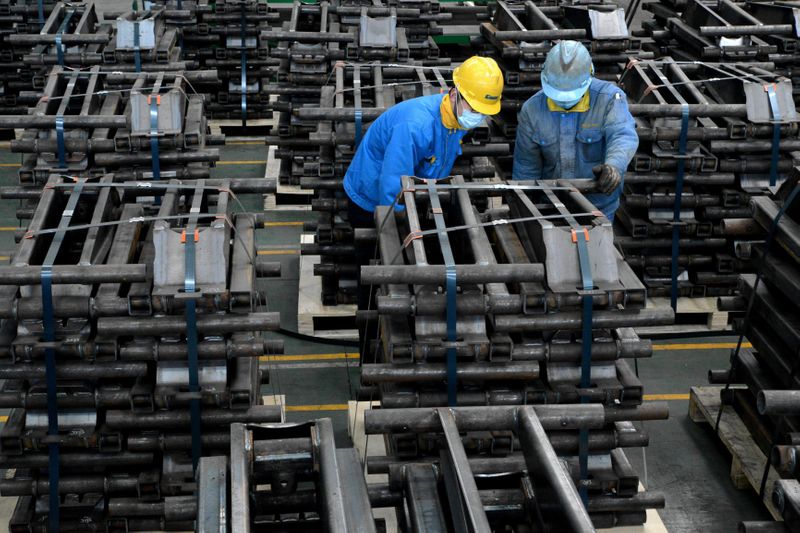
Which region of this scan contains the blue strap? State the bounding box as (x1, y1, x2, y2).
(425, 180, 459, 406)
(55, 8, 75, 66)
(55, 116, 66, 169)
(133, 21, 142, 73)
(766, 85, 782, 187)
(41, 177, 87, 530)
(670, 104, 690, 311)
(184, 229, 202, 471)
(149, 97, 160, 181)
(354, 68, 363, 148)
(240, 6, 248, 125)
(355, 109, 363, 148)
(38, 0, 44, 28)
(574, 229, 593, 507)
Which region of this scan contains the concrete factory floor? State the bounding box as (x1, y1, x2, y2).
(0, 141, 774, 531)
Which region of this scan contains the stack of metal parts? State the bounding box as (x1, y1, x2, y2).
(0, 0, 72, 120)
(154, 0, 279, 121)
(0, 174, 284, 530)
(364, 404, 668, 531)
(353, 176, 672, 529)
(193, 420, 378, 531)
(614, 59, 799, 298)
(3, 65, 222, 214)
(712, 174, 800, 533)
(639, 0, 800, 89)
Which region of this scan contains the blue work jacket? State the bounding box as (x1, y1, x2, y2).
(512, 78, 638, 219)
(344, 94, 468, 212)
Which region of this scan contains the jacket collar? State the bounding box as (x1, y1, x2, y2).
(440, 93, 466, 130)
(546, 91, 590, 113)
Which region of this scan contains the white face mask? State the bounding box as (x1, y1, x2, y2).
(456, 92, 485, 129)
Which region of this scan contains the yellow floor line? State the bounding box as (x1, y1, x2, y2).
(263, 221, 304, 227)
(653, 342, 752, 351)
(0, 256, 9, 260)
(0, 227, 19, 231)
(217, 160, 267, 165)
(0, 415, 7, 423)
(257, 249, 300, 255)
(0, 163, 19, 167)
(261, 353, 359, 362)
(644, 393, 690, 401)
(285, 404, 349, 412)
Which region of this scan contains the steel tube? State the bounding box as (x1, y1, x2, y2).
(105, 405, 283, 429)
(361, 362, 540, 383)
(360, 264, 544, 285)
(0, 116, 128, 128)
(97, 312, 280, 336)
(518, 407, 594, 532)
(0, 265, 146, 285)
(758, 390, 800, 415)
(493, 308, 674, 332)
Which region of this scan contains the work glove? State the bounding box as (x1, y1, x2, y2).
(592, 164, 622, 195)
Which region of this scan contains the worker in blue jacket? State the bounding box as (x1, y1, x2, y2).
(344, 56, 504, 228)
(512, 41, 638, 220)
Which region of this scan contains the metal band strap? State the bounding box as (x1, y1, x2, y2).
(766, 85, 782, 187)
(184, 230, 202, 471)
(240, 5, 248, 124)
(354, 68, 363, 148)
(574, 230, 593, 508)
(425, 180, 459, 406)
(670, 103, 690, 311)
(55, 8, 76, 66)
(149, 96, 160, 181)
(41, 177, 87, 530)
(38, 0, 45, 28)
(133, 21, 142, 73)
(56, 116, 66, 169)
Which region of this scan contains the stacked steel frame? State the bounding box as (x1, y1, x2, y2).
(640, 0, 800, 89)
(711, 173, 800, 533)
(355, 176, 672, 529)
(0, 2, 290, 529)
(615, 59, 799, 298)
(0, 0, 74, 120)
(193, 420, 378, 532)
(0, 174, 285, 530)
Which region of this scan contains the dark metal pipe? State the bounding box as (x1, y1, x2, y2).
(0, 265, 146, 285)
(360, 264, 544, 285)
(97, 312, 280, 336)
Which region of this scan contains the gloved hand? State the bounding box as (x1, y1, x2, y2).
(592, 164, 622, 195)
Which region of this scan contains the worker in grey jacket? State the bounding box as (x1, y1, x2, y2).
(512, 41, 638, 220)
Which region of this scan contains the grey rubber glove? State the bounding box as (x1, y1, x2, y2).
(592, 164, 622, 195)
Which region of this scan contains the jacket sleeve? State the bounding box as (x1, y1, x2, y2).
(602, 91, 639, 176)
(378, 121, 421, 210)
(512, 103, 543, 180)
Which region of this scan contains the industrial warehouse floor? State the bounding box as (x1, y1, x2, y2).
(0, 142, 773, 531)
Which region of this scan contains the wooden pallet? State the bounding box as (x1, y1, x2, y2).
(688, 386, 782, 520)
(636, 297, 731, 336)
(297, 234, 358, 341)
(348, 401, 668, 533)
(263, 145, 312, 211)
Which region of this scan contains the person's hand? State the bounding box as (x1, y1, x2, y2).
(592, 164, 622, 195)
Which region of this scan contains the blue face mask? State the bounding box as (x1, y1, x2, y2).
(456, 92, 485, 129)
(556, 96, 583, 109)
(458, 109, 484, 129)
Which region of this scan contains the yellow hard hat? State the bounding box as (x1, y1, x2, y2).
(452, 56, 504, 115)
